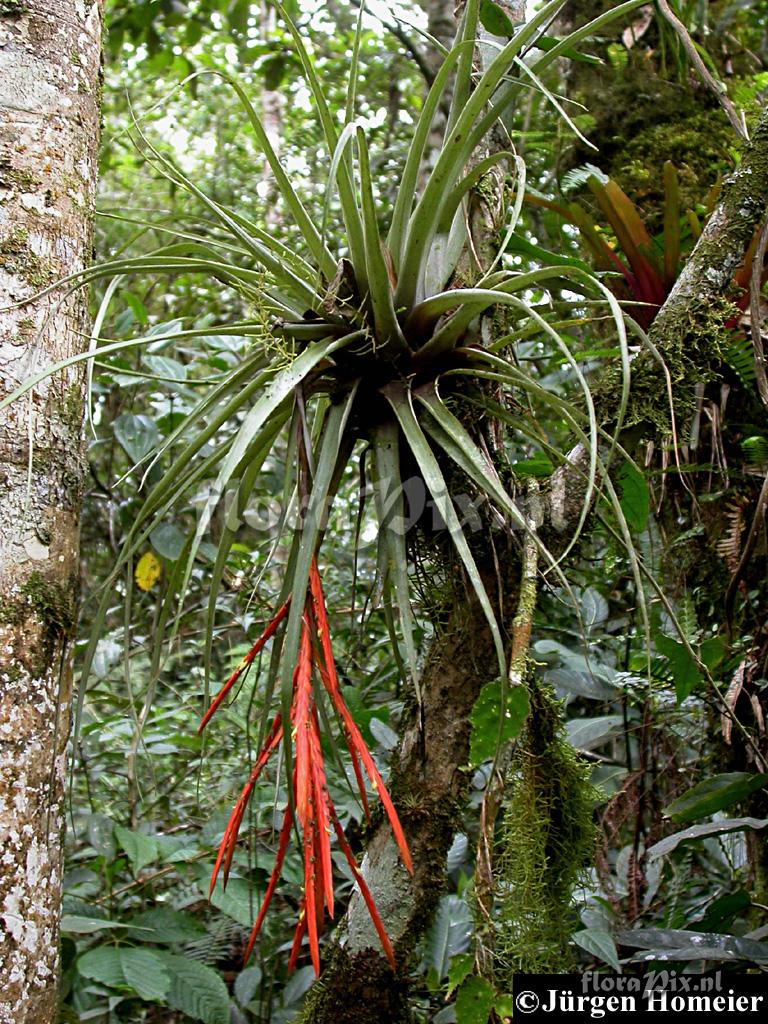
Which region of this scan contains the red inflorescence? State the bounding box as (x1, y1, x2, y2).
(199, 557, 412, 975)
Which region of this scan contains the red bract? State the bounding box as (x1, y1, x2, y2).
(199, 558, 411, 975)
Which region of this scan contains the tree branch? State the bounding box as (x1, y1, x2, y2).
(650, 107, 768, 339)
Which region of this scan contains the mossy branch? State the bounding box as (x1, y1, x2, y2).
(648, 106, 768, 360)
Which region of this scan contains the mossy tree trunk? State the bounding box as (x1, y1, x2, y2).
(0, 3, 102, 1022)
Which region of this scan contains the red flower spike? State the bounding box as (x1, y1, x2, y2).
(348, 743, 371, 822)
(199, 598, 291, 733)
(212, 564, 409, 977)
(309, 712, 335, 917)
(287, 908, 308, 972)
(210, 714, 284, 895)
(303, 816, 321, 974)
(309, 562, 413, 874)
(291, 618, 314, 829)
(312, 655, 372, 819)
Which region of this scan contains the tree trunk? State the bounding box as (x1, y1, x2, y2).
(0, 3, 102, 1022)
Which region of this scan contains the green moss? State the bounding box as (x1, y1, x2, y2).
(596, 296, 735, 435)
(0, 166, 38, 193)
(494, 682, 598, 977)
(0, 226, 56, 288)
(0, 0, 27, 14)
(298, 947, 410, 1024)
(16, 316, 35, 341)
(0, 572, 76, 677)
(0, 224, 28, 252)
(21, 572, 77, 637)
(612, 111, 733, 232)
(61, 382, 84, 431)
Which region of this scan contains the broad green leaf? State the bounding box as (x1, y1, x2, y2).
(617, 461, 649, 533)
(142, 354, 187, 381)
(150, 523, 186, 561)
(122, 291, 148, 325)
(78, 947, 171, 1002)
(580, 587, 608, 630)
(115, 825, 159, 874)
(573, 928, 621, 971)
(616, 927, 768, 963)
(454, 976, 496, 1024)
(121, 949, 171, 1002)
(423, 895, 473, 979)
(546, 668, 617, 701)
(479, 0, 515, 36)
(159, 952, 231, 1024)
(201, 874, 259, 929)
(113, 413, 159, 463)
(495, 994, 515, 1018)
(61, 916, 133, 935)
(469, 681, 529, 766)
(700, 635, 726, 670)
(664, 773, 768, 825)
(234, 966, 263, 1007)
(566, 715, 624, 751)
(77, 946, 124, 990)
(127, 908, 206, 944)
(87, 813, 115, 857)
(647, 817, 768, 860)
(282, 965, 317, 1006)
(147, 318, 184, 338)
(369, 716, 399, 751)
(446, 952, 475, 996)
(655, 633, 701, 702)
(513, 454, 554, 478)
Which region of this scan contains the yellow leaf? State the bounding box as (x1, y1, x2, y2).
(135, 551, 162, 592)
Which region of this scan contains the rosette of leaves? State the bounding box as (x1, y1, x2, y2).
(4, 0, 647, 972)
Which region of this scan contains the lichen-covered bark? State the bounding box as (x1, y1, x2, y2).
(0, 3, 101, 1022)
